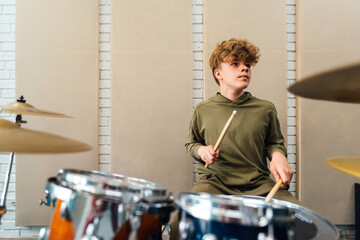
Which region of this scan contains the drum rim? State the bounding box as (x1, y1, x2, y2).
(56, 169, 170, 202)
(177, 192, 289, 226)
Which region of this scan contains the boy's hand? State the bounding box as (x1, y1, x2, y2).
(269, 152, 293, 187)
(197, 145, 219, 165)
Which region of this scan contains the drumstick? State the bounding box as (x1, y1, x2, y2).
(205, 110, 237, 168)
(265, 178, 283, 203)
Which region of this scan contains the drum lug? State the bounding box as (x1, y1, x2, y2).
(39, 199, 46, 206)
(258, 233, 272, 240)
(60, 201, 72, 221)
(81, 222, 101, 240)
(257, 208, 275, 240)
(202, 233, 218, 240)
(179, 219, 194, 240)
(129, 215, 142, 240)
(169, 192, 175, 201)
(38, 227, 49, 240)
(39, 192, 51, 207)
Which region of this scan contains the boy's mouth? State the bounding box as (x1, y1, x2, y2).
(238, 75, 248, 80)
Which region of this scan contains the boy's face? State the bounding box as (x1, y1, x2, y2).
(214, 60, 252, 92)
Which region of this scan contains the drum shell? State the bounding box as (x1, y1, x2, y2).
(178, 210, 295, 240)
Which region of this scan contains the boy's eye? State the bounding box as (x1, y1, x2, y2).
(246, 64, 251, 68)
(231, 62, 238, 66)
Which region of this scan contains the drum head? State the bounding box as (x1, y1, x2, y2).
(238, 195, 339, 240)
(178, 193, 290, 227)
(56, 169, 169, 202)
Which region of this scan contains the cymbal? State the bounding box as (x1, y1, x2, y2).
(0, 101, 72, 118)
(288, 63, 360, 103)
(0, 119, 92, 153)
(326, 157, 360, 177)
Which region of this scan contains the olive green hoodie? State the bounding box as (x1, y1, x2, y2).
(185, 92, 287, 195)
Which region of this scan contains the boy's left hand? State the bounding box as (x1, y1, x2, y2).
(269, 152, 293, 187)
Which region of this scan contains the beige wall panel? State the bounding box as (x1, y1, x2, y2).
(15, 0, 99, 225)
(297, 0, 360, 224)
(204, 0, 288, 136)
(111, 1, 193, 194)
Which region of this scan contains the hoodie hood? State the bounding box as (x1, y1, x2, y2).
(209, 92, 254, 105)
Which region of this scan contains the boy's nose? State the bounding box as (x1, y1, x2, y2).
(241, 67, 249, 72)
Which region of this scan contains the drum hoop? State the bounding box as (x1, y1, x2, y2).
(45, 178, 175, 216)
(56, 169, 170, 202)
(178, 192, 287, 226)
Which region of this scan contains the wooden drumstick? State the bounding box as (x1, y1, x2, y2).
(204, 110, 237, 168)
(265, 178, 283, 203)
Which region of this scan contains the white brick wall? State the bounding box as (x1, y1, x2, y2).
(286, 0, 297, 197)
(192, 0, 204, 183)
(98, 0, 111, 173)
(0, 0, 19, 236)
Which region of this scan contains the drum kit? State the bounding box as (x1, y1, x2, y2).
(1, 60, 359, 240)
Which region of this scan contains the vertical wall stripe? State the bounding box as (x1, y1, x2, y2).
(98, 0, 111, 172)
(286, 0, 297, 196)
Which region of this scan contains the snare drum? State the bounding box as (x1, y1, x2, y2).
(39, 169, 174, 240)
(177, 193, 339, 240)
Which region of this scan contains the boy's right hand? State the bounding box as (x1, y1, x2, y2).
(197, 145, 219, 165)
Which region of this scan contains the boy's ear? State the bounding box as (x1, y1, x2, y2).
(214, 69, 222, 81)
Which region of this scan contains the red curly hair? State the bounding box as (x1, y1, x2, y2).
(209, 38, 261, 85)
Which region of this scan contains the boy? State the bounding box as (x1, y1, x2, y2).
(186, 38, 299, 202)
(170, 38, 299, 239)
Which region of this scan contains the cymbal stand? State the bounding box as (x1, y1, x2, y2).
(0, 96, 27, 223)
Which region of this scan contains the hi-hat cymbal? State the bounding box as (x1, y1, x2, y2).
(0, 119, 92, 153)
(0, 101, 72, 118)
(288, 63, 360, 103)
(326, 157, 360, 177)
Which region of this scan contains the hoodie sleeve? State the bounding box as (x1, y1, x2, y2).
(185, 109, 205, 162)
(265, 105, 287, 160)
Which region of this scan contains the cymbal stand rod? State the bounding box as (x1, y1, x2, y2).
(0, 113, 25, 223)
(0, 152, 14, 217)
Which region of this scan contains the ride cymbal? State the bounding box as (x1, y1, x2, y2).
(326, 157, 360, 178)
(0, 101, 72, 118)
(0, 119, 91, 153)
(288, 63, 360, 103)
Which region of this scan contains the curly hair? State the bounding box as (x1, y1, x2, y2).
(209, 38, 261, 85)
